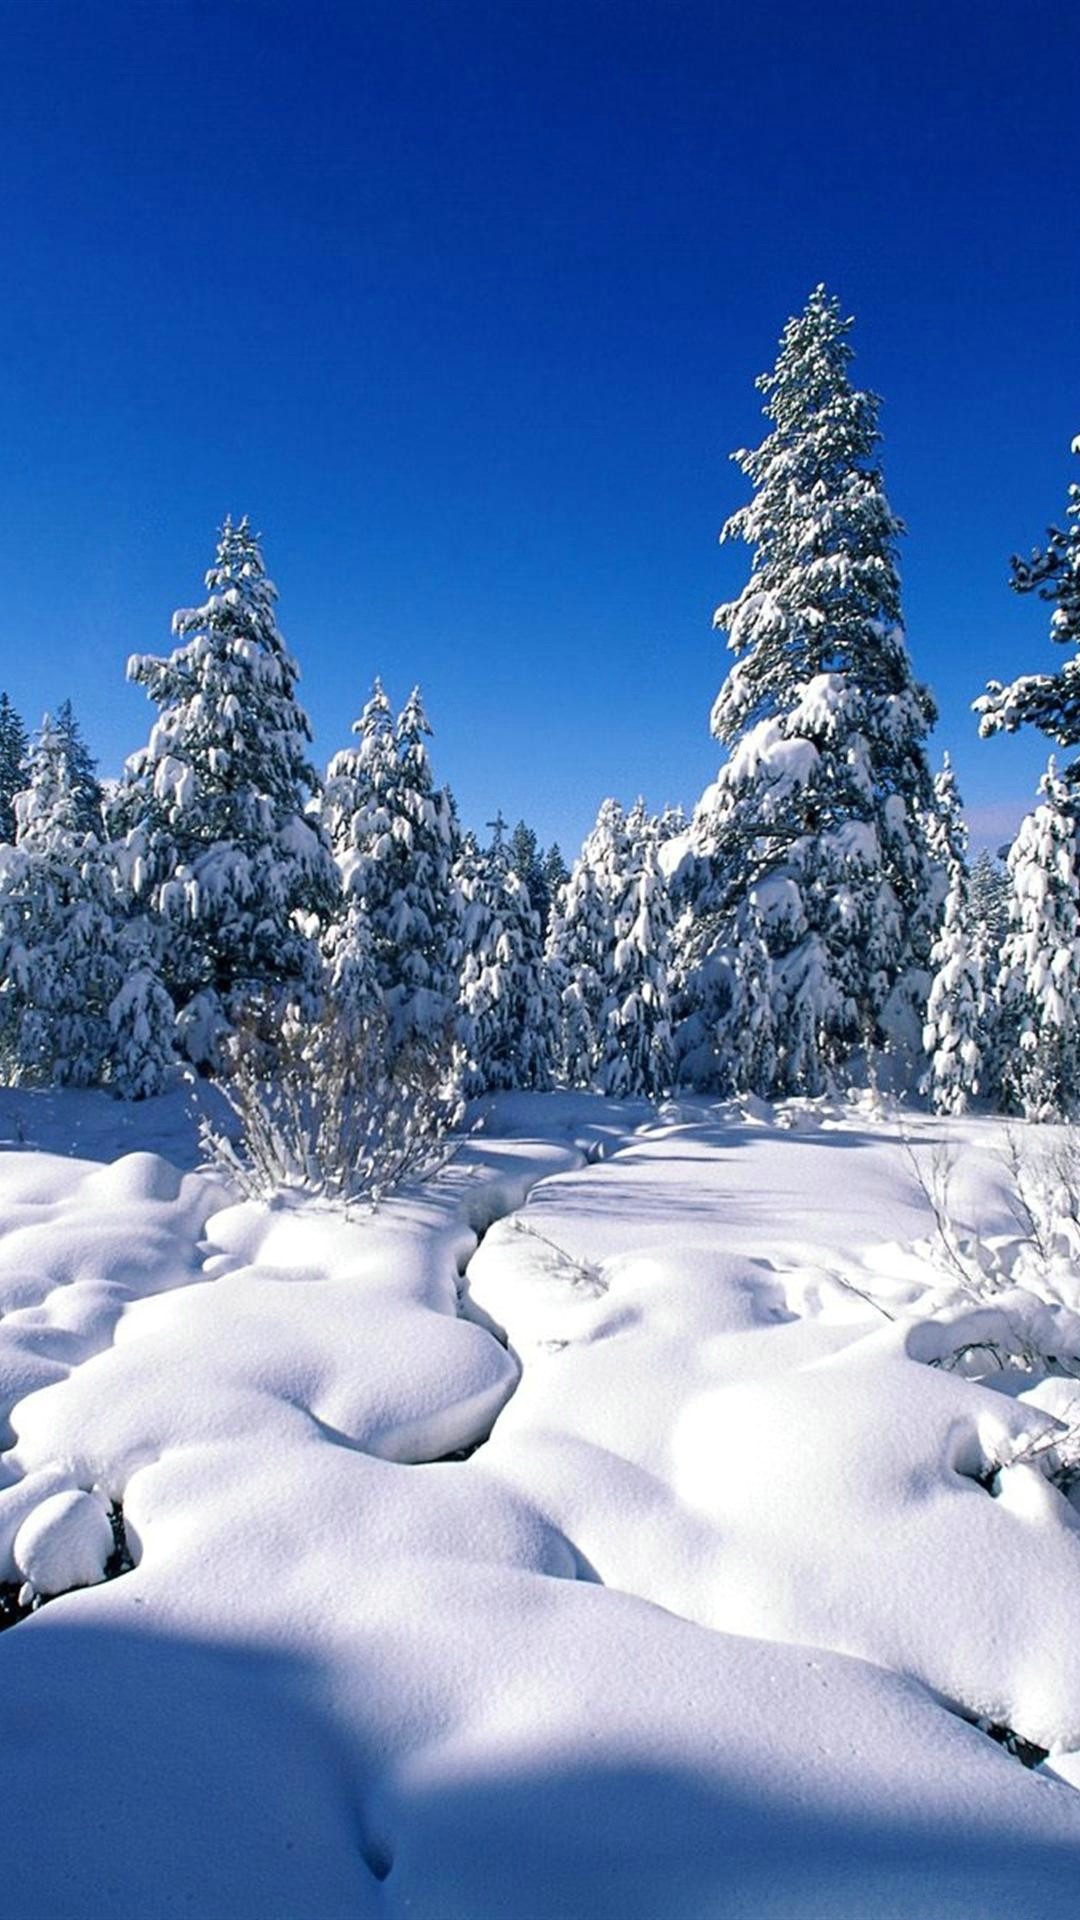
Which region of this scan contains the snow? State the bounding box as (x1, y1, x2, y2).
(13, 1486, 113, 1596)
(2, 1085, 1080, 1912)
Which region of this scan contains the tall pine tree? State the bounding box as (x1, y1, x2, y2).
(111, 517, 335, 1066)
(682, 286, 937, 1094)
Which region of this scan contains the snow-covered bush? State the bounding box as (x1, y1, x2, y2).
(904, 1122, 1080, 1355)
(201, 993, 464, 1208)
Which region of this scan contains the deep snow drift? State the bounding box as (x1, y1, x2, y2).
(2, 1085, 1080, 1916)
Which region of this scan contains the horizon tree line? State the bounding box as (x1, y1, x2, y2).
(0, 288, 1076, 1120)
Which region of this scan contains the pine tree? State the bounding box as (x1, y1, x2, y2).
(997, 760, 1080, 1119)
(106, 955, 178, 1099)
(962, 850, 1010, 1107)
(969, 848, 1010, 951)
(545, 802, 625, 1086)
(54, 698, 103, 837)
(323, 682, 458, 1054)
(683, 286, 937, 1094)
(317, 894, 383, 1061)
(594, 801, 674, 1099)
(923, 752, 966, 909)
(322, 678, 396, 862)
(976, 436, 1080, 778)
(722, 918, 778, 1098)
(0, 716, 117, 1085)
(921, 758, 983, 1113)
(455, 826, 553, 1093)
(508, 819, 552, 931)
(110, 518, 335, 1067)
(541, 842, 570, 918)
(393, 686, 461, 1042)
(0, 694, 28, 844)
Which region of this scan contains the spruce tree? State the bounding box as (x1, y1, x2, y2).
(594, 801, 674, 1099)
(322, 682, 458, 1053)
(322, 678, 396, 868)
(106, 948, 178, 1099)
(921, 758, 983, 1114)
(546, 801, 626, 1087)
(455, 826, 553, 1093)
(54, 698, 104, 837)
(541, 843, 570, 920)
(997, 759, 1080, 1119)
(508, 819, 553, 932)
(0, 694, 28, 844)
(111, 517, 335, 1066)
(393, 687, 460, 1041)
(976, 436, 1080, 776)
(0, 716, 117, 1085)
(683, 286, 937, 1094)
(969, 848, 1011, 953)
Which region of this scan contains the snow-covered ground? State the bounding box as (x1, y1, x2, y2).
(3, 1085, 1080, 1915)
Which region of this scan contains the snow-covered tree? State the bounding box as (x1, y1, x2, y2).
(541, 843, 569, 918)
(976, 436, 1080, 780)
(0, 716, 175, 1096)
(321, 678, 395, 856)
(455, 825, 554, 1093)
(54, 698, 103, 837)
(110, 517, 335, 1067)
(594, 801, 674, 1098)
(107, 945, 179, 1100)
(969, 848, 1010, 952)
(0, 717, 117, 1085)
(923, 751, 966, 907)
(323, 681, 459, 1054)
(921, 757, 983, 1113)
(963, 856, 1010, 1109)
(546, 799, 673, 1097)
(997, 760, 1080, 1120)
(507, 817, 563, 938)
(394, 687, 461, 1047)
(681, 286, 937, 1094)
(0, 693, 28, 844)
(546, 799, 627, 1087)
(508, 818, 542, 900)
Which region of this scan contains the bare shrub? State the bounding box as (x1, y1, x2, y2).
(901, 1123, 1080, 1437)
(201, 999, 464, 1208)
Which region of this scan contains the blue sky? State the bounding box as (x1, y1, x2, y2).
(0, 0, 1076, 855)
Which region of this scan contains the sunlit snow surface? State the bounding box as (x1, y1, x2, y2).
(2, 1085, 1080, 1915)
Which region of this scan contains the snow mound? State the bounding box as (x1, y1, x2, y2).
(2, 1092, 1080, 1912)
(13, 1487, 113, 1597)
